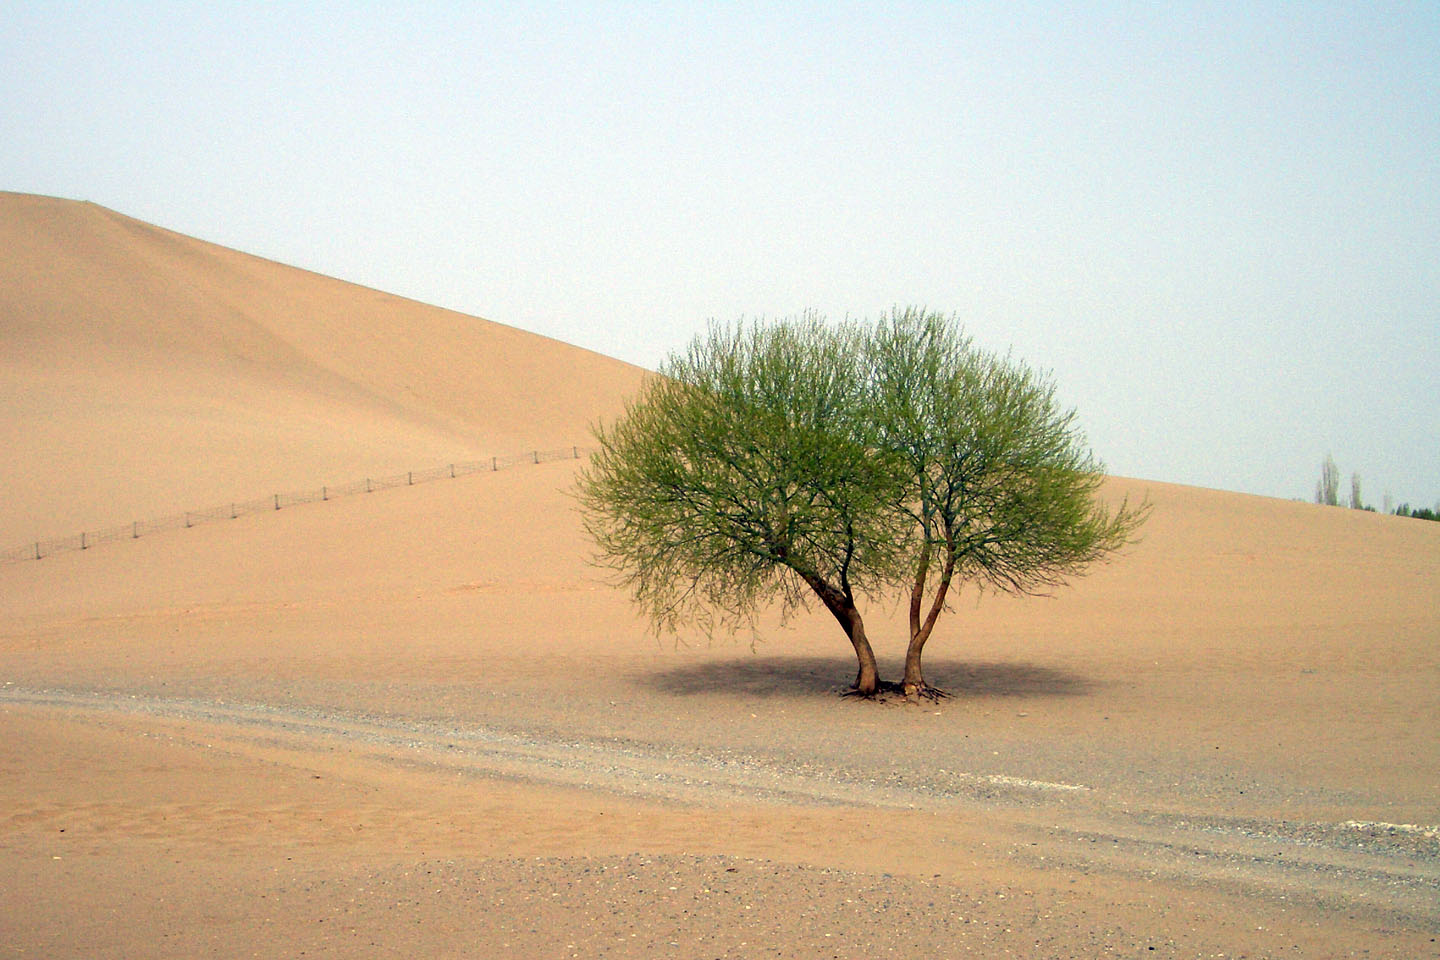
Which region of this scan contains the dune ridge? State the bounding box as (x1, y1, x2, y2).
(0, 191, 647, 542)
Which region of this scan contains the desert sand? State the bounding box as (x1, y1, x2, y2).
(2, 193, 1437, 958)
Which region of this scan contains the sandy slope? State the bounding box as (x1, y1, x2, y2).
(1, 195, 1438, 957)
(0, 192, 646, 543)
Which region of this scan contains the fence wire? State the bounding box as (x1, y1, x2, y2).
(2, 445, 590, 565)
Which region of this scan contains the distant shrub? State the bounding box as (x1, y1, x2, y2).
(1312, 455, 1433, 519)
(1315, 454, 1340, 506)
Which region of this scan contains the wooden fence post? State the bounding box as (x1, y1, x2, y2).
(10, 447, 593, 566)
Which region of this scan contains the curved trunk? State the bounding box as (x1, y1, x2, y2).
(903, 551, 957, 697)
(822, 595, 879, 695)
(845, 607, 880, 696)
(799, 572, 881, 695)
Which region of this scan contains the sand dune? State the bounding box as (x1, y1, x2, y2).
(0, 191, 646, 543)
(2, 194, 1437, 957)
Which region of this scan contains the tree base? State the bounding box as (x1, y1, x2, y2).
(841, 680, 950, 702)
(903, 682, 951, 702)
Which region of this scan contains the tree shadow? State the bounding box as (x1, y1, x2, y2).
(640, 655, 1094, 700)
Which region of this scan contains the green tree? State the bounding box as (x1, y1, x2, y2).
(1316, 454, 1341, 506)
(578, 312, 1147, 697)
(578, 317, 907, 695)
(868, 308, 1148, 696)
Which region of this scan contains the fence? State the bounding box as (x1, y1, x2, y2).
(1, 444, 592, 566)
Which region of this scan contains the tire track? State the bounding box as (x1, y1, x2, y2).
(4, 684, 1437, 931)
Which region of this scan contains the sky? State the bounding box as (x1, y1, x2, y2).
(3, 1, 1437, 506)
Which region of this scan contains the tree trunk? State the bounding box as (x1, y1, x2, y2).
(903, 553, 957, 697)
(901, 635, 927, 696)
(845, 606, 881, 696)
(801, 573, 881, 695)
(822, 595, 879, 696)
(908, 538, 931, 642)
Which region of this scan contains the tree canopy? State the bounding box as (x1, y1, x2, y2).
(578, 309, 1147, 697)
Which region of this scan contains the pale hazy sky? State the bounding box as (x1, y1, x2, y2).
(4, 2, 1437, 506)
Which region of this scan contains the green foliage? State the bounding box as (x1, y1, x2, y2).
(577, 316, 908, 637)
(1316, 454, 1341, 506)
(869, 308, 1144, 599)
(578, 310, 1148, 693)
(1311, 455, 1433, 517)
